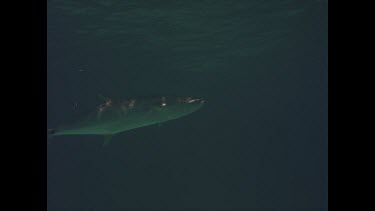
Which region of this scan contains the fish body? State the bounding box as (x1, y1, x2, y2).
(49, 96, 204, 137)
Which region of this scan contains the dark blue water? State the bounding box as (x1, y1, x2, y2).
(48, 0, 327, 210)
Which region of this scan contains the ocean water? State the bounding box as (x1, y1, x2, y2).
(47, 0, 328, 210)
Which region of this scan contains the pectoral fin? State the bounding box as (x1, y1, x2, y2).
(102, 134, 114, 147)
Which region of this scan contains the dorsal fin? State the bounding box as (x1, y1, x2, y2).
(98, 94, 107, 102)
(97, 94, 115, 105)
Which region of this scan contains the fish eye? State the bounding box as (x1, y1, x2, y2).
(161, 102, 167, 107)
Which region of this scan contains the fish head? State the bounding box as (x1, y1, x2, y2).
(177, 96, 205, 105)
(155, 96, 205, 117)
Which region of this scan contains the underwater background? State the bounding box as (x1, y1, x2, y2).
(47, 0, 328, 210)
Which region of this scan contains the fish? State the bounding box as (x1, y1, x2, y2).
(48, 96, 205, 145)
